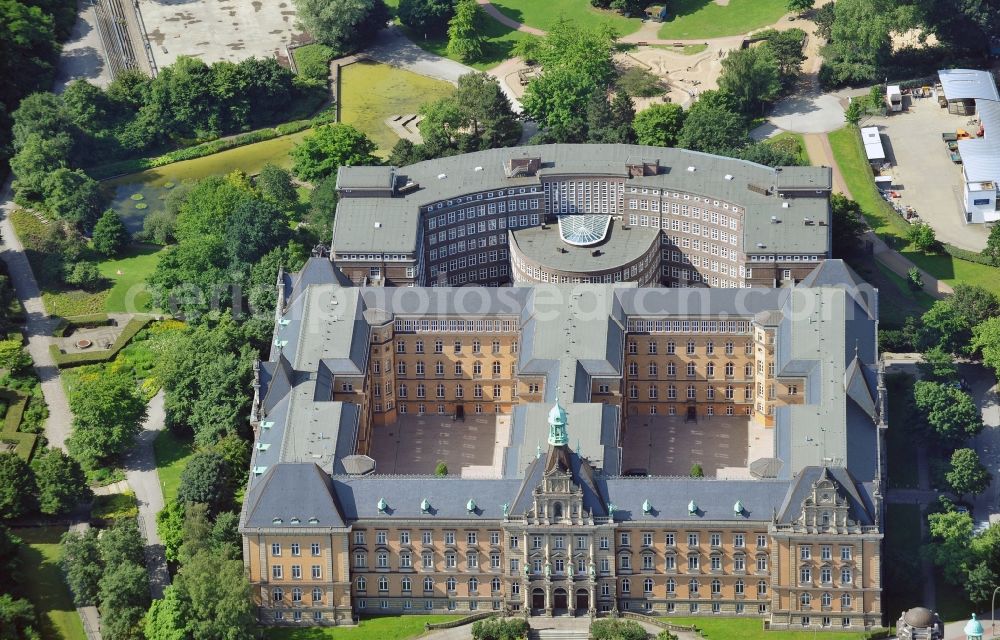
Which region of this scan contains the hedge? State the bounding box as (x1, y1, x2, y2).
(91, 491, 139, 522)
(49, 316, 153, 368)
(0, 389, 34, 460)
(87, 106, 335, 180)
(52, 313, 112, 338)
(426, 612, 496, 630)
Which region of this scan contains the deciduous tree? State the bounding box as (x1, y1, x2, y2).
(34, 448, 92, 515)
(293, 0, 389, 53)
(914, 381, 983, 446)
(972, 317, 1000, 378)
(256, 163, 298, 210)
(91, 209, 129, 256)
(398, 0, 456, 36)
(632, 102, 685, 147)
(291, 123, 378, 182)
(177, 451, 232, 517)
(61, 528, 102, 606)
(0, 452, 36, 519)
(447, 0, 486, 62)
(717, 46, 781, 116)
(67, 372, 147, 468)
(946, 448, 992, 499)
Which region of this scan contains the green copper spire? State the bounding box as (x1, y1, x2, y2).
(548, 397, 569, 446)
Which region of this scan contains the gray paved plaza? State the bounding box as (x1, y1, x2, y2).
(369, 414, 498, 475)
(139, 0, 307, 68)
(621, 415, 749, 477)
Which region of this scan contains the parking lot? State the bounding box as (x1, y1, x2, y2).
(620, 415, 748, 478)
(139, 0, 308, 68)
(866, 95, 991, 251)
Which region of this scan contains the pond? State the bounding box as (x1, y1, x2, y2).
(105, 61, 455, 231)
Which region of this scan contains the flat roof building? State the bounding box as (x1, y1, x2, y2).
(331, 144, 833, 289)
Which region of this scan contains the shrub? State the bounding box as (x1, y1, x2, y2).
(690, 463, 704, 477)
(591, 619, 647, 640)
(64, 262, 104, 291)
(293, 44, 335, 83)
(907, 267, 923, 292)
(435, 461, 448, 476)
(471, 617, 529, 640)
(617, 67, 665, 98)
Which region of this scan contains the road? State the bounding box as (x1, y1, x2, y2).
(125, 391, 169, 599)
(0, 179, 75, 452)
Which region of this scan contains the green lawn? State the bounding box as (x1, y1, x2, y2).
(656, 0, 788, 39)
(13, 526, 87, 640)
(153, 429, 195, 503)
(401, 19, 536, 71)
(489, 0, 640, 35)
(263, 615, 464, 640)
(97, 244, 164, 313)
(661, 617, 871, 639)
(885, 373, 920, 489)
(827, 126, 1000, 296)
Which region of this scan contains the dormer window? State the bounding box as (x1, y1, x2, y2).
(821, 512, 830, 526)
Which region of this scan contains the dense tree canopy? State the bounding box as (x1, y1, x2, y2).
(946, 448, 992, 498)
(398, 0, 456, 36)
(446, 0, 486, 62)
(177, 451, 232, 516)
(33, 448, 91, 515)
(91, 209, 129, 256)
(291, 123, 378, 182)
(67, 372, 148, 468)
(830, 194, 867, 256)
(293, 0, 388, 54)
(913, 380, 984, 446)
(632, 102, 685, 147)
(717, 46, 782, 116)
(677, 95, 750, 154)
(0, 452, 36, 519)
(419, 72, 521, 154)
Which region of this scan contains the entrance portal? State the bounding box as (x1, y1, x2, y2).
(575, 589, 589, 611)
(553, 588, 568, 610)
(532, 588, 544, 610)
(686, 405, 697, 421)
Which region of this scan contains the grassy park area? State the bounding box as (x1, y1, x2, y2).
(827, 126, 1000, 295)
(661, 617, 873, 640)
(656, 0, 788, 39)
(154, 429, 195, 502)
(14, 526, 87, 640)
(403, 16, 535, 71)
(264, 615, 464, 640)
(489, 0, 641, 34)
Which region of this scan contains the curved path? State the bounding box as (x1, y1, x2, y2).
(0, 178, 74, 452)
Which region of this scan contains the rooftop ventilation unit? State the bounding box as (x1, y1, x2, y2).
(687, 166, 696, 172)
(374, 222, 382, 228)
(770, 216, 779, 223)
(724, 174, 734, 180)
(803, 217, 814, 225)
(437, 173, 447, 179)
(757, 242, 766, 248)
(781, 202, 790, 208)
(474, 166, 483, 172)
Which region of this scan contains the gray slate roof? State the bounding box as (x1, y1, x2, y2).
(243, 463, 346, 529)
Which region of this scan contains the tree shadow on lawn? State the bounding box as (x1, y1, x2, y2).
(14, 528, 79, 640)
(660, 0, 715, 21)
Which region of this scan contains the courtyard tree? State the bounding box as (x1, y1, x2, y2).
(291, 123, 378, 183)
(0, 452, 36, 519)
(632, 102, 685, 147)
(67, 371, 148, 469)
(292, 0, 389, 54)
(717, 46, 781, 116)
(91, 209, 129, 256)
(921, 285, 999, 353)
(34, 448, 92, 515)
(913, 380, 983, 447)
(946, 448, 992, 499)
(927, 506, 974, 584)
(447, 0, 486, 63)
(98, 561, 150, 640)
(917, 345, 958, 384)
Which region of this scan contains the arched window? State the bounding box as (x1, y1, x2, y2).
(553, 502, 563, 518)
(711, 579, 721, 594)
(435, 361, 444, 375)
(688, 579, 699, 594)
(473, 361, 482, 375)
(666, 578, 676, 593)
(424, 577, 434, 591)
(436, 383, 445, 398)
(491, 577, 501, 592)
(821, 511, 831, 526)
(378, 577, 388, 592)
(841, 567, 852, 584)
(469, 577, 479, 592)
(821, 592, 831, 607)
(272, 587, 283, 601)
(401, 577, 411, 592)
(706, 362, 715, 377)
(735, 579, 744, 595)
(643, 578, 653, 593)
(292, 587, 302, 602)
(800, 592, 811, 607)
(356, 577, 366, 591)
(447, 577, 457, 592)
(493, 361, 501, 376)
(757, 580, 767, 596)
(725, 362, 735, 376)
(312, 587, 323, 602)
(621, 578, 630, 593)
(841, 593, 852, 608)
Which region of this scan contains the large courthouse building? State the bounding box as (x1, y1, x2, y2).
(238, 145, 885, 630)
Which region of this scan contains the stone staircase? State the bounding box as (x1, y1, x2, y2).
(528, 626, 591, 640)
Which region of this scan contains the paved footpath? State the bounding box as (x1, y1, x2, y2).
(0, 178, 74, 451)
(125, 391, 169, 599)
